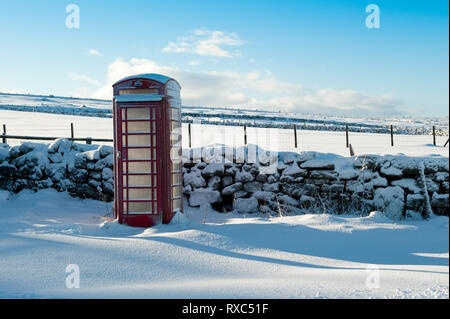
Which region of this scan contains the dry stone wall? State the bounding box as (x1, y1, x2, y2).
(0, 140, 448, 220)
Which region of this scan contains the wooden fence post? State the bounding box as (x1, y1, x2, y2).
(188, 123, 192, 148)
(70, 123, 74, 141)
(345, 125, 349, 148)
(390, 125, 394, 147)
(2, 124, 6, 144)
(432, 126, 436, 146)
(294, 124, 298, 148)
(349, 144, 355, 156)
(244, 125, 247, 145)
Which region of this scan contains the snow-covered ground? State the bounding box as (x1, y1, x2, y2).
(1, 110, 448, 157)
(0, 188, 448, 299)
(1, 92, 448, 135)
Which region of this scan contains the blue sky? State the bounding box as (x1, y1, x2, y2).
(0, 0, 448, 117)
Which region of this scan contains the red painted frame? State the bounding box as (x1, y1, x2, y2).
(115, 102, 162, 227)
(113, 75, 183, 227)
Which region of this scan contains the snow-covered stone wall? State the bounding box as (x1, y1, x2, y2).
(0, 140, 448, 220)
(0, 139, 114, 202)
(181, 146, 449, 219)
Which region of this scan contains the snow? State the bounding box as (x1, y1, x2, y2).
(113, 73, 176, 86)
(373, 186, 405, 220)
(1, 109, 449, 159)
(0, 189, 448, 298)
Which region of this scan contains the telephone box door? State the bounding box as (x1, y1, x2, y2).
(117, 103, 161, 227)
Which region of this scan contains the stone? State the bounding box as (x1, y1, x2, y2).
(83, 149, 100, 161)
(423, 160, 439, 174)
(425, 179, 440, 193)
(202, 162, 224, 177)
(282, 163, 307, 177)
(267, 175, 278, 183)
(259, 205, 277, 215)
(222, 176, 234, 187)
(222, 182, 243, 196)
(78, 184, 99, 199)
(95, 154, 113, 171)
(244, 181, 263, 193)
(0, 148, 10, 162)
(88, 179, 101, 188)
(310, 170, 338, 180)
(48, 152, 63, 164)
(234, 190, 248, 199)
(98, 145, 113, 158)
(47, 163, 66, 182)
(207, 176, 221, 190)
(224, 165, 239, 176)
(431, 193, 449, 209)
(68, 167, 89, 183)
(391, 179, 421, 194)
(74, 153, 88, 169)
(183, 184, 192, 195)
(379, 165, 403, 179)
(9, 146, 20, 158)
(102, 167, 114, 180)
(283, 152, 301, 164)
(0, 163, 16, 178)
(338, 169, 359, 180)
(189, 188, 222, 207)
(102, 180, 114, 196)
(299, 195, 316, 207)
(433, 172, 449, 183)
(263, 182, 280, 193)
(322, 183, 345, 193)
(90, 171, 102, 180)
(184, 171, 206, 188)
(19, 143, 36, 154)
(406, 193, 425, 211)
(233, 197, 259, 214)
(372, 176, 388, 188)
(276, 194, 298, 207)
(346, 181, 364, 194)
(300, 160, 335, 170)
(256, 173, 267, 183)
(235, 170, 254, 183)
(252, 191, 276, 202)
(373, 186, 405, 220)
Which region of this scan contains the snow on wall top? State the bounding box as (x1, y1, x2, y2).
(113, 73, 180, 88)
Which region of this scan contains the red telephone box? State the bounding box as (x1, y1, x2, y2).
(112, 74, 183, 227)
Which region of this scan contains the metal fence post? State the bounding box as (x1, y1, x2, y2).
(71, 123, 74, 141)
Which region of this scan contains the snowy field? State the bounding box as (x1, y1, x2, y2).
(1, 109, 448, 157)
(0, 189, 448, 299)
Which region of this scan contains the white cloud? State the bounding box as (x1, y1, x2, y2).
(163, 29, 243, 58)
(68, 72, 100, 86)
(91, 57, 404, 117)
(188, 60, 200, 67)
(88, 49, 102, 57)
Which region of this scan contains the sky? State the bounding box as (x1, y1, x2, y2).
(0, 0, 448, 117)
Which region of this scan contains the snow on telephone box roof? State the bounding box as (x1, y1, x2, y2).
(113, 73, 181, 88)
